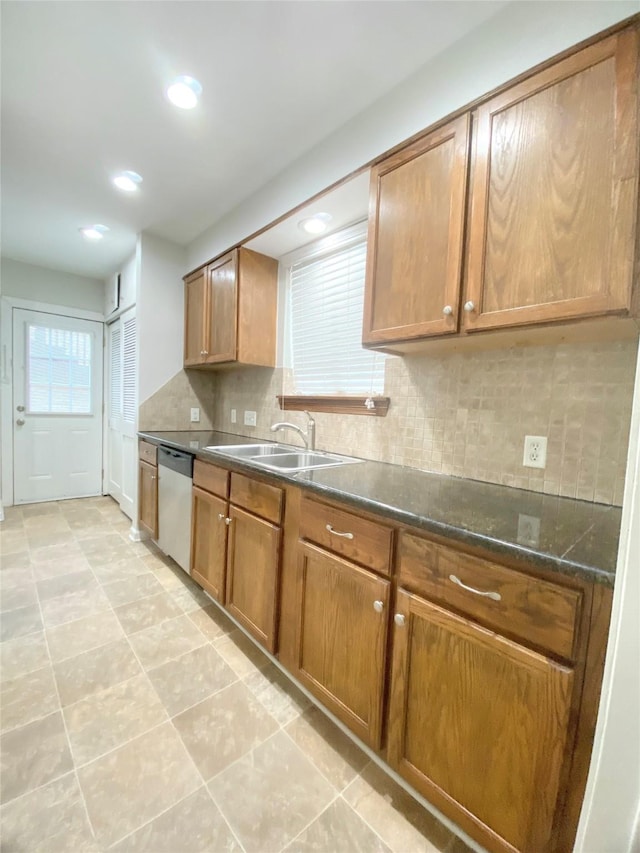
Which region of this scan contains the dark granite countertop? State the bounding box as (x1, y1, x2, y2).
(139, 429, 621, 587)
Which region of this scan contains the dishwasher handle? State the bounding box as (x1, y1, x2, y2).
(157, 445, 194, 478)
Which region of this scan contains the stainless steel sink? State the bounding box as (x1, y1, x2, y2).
(204, 443, 363, 472)
(205, 443, 295, 458)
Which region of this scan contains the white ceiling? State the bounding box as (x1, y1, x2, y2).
(0, 0, 507, 280)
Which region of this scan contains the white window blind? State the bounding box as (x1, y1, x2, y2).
(122, 316, 137, 424)
(27, 324, 92, 414)
(288, 234, 385, 395)
(109, 326, 122, 419)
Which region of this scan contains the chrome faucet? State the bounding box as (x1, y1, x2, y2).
(270, 410, 316, 451)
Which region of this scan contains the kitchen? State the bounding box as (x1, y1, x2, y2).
(1, 2, 639, 852)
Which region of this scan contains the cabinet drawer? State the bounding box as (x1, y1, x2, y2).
(300, 496, 393, 576)
(230, 473, 283, 524)
(138, 440, 157, 466)
(193, 460, 229, 498)
(398, 532, 582, 660)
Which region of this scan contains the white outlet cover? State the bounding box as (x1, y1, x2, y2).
(523, 435, 547, 469)
(190, 407, 200, 423)
(517, 513, 541, 547)
(244, 410, 257, 427)
(231, 408, 237, 424)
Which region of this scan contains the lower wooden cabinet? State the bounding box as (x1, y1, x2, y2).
(388, 590, 574, 853)
(294, 541, 391, 748)
(226, 505, 281, 653)
(138, 459, 158, 538)
(191, 486, 228, 602)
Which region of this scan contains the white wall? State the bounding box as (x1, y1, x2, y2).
(103, 251, 138, 316)
(1, 257, 104, 313)
(187, 0, 637, 270)
(137, 232, 186, 404)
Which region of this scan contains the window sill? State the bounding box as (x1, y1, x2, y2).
(277, 395, 390, 417)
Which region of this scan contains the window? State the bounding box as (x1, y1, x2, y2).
(27, 324, 92, 414)
(284, 223, 385, 397)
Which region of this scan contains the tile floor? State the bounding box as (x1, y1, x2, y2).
(1, 496, 473, 852)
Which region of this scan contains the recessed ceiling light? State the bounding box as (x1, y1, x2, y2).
(113, 171, 143, 192)
(79, 224, 109, 241)
(299, 213, 332, 235)
(167, 75, 202, 109)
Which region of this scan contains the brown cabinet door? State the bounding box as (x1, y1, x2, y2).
(295, 542, 391, 748)
(464, 30, 639, 332)
(205, 251, 237, 363)
(387, 590, 574, 853)
(225, 505, 281, 652)
(363, 114, 471, 345)
(138, 460, 158, 538)
(184, 269, 206, 366)
(190, 487, 228, 602)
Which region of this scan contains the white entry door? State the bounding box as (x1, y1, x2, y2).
(12, 308, 104, 504)
(106, 309, 137, 519)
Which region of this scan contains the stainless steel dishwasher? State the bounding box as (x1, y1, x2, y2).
(157, 446, 194, 573)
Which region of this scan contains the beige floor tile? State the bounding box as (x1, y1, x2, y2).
(64, 508, 108, 530)
(145, 561, 187, 589)
(147, 643, 237, 717)
(343, 762, 455, 853)
(0, 664, 60, 733)
(40, 585, 111, 629)
(46, 611, 125, 663)
(53, 637, 141, 707)
(90, 555, 151, 583)
(32, 554, 90, 583)
(188, 603, 235, 641)
(0, 772, 100, 853)
(30, 540, 83, 563)
(21, 503, 61, 518)
(174, 681, 279, 780)
(0, 580, 37, 612)
(27, 530, 75, 551)
(101, 572, 164, 607)
(113, 590, 184, 635)
(0, 631, 50, 682)
(23, 515, 71, 534)
(36, 569, 98, 602)
(0, 551, 31, 571)
(244, 662, 311, 726)
(171, 583, 214, 614)
(285, 706, 369, 791)
(0, 531, 29, 556)
(210, 730, 335, 853)
(78, 532, 131, 556)
(0, 711, 73, 804)
(0, 603, 43, 642)
(128, 614, 206, 670)
(64, 673, 168, 765)
(110, 786, 242, 853)
(286, 797, 391, 852)
(214, 628, 271, 678)
(77, 721, 201, 847)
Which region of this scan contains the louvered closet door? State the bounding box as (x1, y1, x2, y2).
(107, 309, 137, 519)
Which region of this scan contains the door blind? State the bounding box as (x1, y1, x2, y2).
(289, 238, 385, 395)
(27, 324, 92, 414)
(122, 316, 137, 424)
(109, 326, 122, 418)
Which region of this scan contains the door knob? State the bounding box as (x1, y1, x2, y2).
(442, 305, 453, 316)
(373, 600, 384, 613)
(394, 613, 406, 627)
(16, 418, 25, 426)
(463, 301, 476, 312)
(16, 405, 25, 412)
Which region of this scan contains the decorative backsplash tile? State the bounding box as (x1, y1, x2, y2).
(140, 339, 637, 506)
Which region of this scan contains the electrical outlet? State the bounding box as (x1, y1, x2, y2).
(244, 410, 257, 427)
(517, 513, 541, 547)
(230, 408, 237, 424)
(190, 407, 200, 423)
(523, 435, 547, 469)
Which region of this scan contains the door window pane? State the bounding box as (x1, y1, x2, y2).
(27, 325, 92, 414)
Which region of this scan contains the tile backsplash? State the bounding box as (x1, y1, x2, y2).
(139, 339, 638, 506)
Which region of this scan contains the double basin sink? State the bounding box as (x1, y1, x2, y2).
(204, 443, 363, 473)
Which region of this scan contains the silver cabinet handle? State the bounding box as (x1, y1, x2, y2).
(463, 301, 475, 312)
(326, 524, 354, 540)
(217, 513, 225, 521)
(442, 305, 453, 316)
(373, 600, 384, 613)
(394, 613, 405, 627)
(225, 517, 232, 526)
(16, 418, 25, 426)
(449, 574, 501, 601)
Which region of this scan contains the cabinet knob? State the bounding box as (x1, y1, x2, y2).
(463, 301, 476, 312)
(225, 517, 232, 526)
(217, 513, 225, 521)
(150, 474, 157, 480)
(442, 305, 453, 316)
(373, 600, 384, 613)
(394, 613, 406, 627)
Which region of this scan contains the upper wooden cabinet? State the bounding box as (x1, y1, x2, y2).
(363, 114, 471, 344)
(464, 29, 639, 333)
(183, 247, 278, 368)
